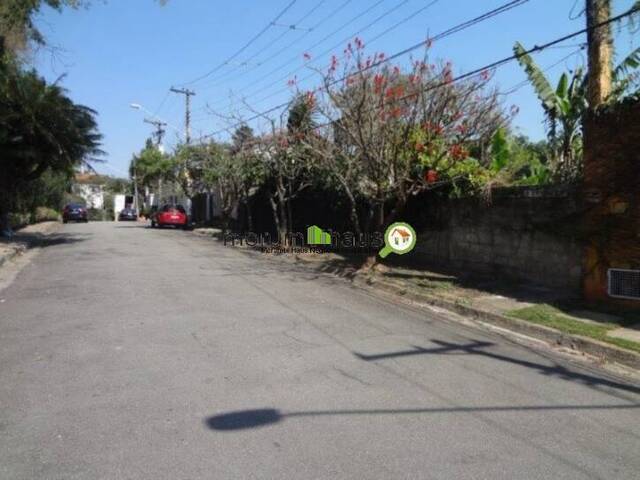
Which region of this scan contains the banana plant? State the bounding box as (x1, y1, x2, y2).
(513, 40, 640, 181)
(513, 42, 587, 180)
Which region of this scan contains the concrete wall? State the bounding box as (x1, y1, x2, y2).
(412, 185, 583, 293)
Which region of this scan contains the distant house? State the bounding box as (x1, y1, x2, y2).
(72, 172, 107, 209)
(390, 227, 411, 246)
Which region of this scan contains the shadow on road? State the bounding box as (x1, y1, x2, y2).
(205, 338, 640, 432)
(5, 231, 91, 249)
(353, 339, 640, 396)
(204, 401, 640, 432)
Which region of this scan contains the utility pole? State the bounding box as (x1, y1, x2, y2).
(144, 118, 167, 147)
(170, 87, 196, 144)
(586, 0, 613, 107)
(169, 87, 196, 225)
(143, 118, 168, 207)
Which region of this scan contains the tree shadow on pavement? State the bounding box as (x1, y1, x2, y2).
(5, 231, 90, 249)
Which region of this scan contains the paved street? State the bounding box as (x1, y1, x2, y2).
(0, 222, 639, 479)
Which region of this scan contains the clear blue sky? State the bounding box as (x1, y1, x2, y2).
(33, 0, 638, 178)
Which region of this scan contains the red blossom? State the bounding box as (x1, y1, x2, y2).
(305, 91, 316, 107)
(449, 144, 468, 160)
(423, 122, 443, 135)
(480, 69, 490, 81)
(373, 74, 386, 93)
(415, 142, 425, 153)
(425, 169, 438, 183)
(390, 107, 402, 118)
(456, 125, 468, 136)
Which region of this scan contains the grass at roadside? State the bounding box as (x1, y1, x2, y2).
(507, 305, 640, 354)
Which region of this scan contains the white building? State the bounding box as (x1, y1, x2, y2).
(72, 173, 106, 209)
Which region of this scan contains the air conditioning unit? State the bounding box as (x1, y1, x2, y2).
(607, 269, 640, 300)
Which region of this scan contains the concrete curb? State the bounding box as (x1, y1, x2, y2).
(0, 221, 61, 270)
(354, 276, 640, 371)
(0, 245, 26, 269)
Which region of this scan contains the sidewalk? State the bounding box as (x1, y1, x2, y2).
(0, 221, 61, 267)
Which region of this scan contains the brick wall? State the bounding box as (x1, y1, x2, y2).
(582, 98, 640, 305)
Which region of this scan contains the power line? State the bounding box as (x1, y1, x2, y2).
(201, 0, 391, 107)
(178, 0, 298, 86)
(207, 0, 530, 127)
(197, 0, 330, 90)
(201, 3, 639, 140)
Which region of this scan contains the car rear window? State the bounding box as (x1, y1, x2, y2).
(161, 205, 186, 213)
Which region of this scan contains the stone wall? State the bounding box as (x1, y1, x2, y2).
(411, 185, 583, 293)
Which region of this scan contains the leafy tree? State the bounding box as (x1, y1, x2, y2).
(199, 141, 240, 233)
(130, 138, 173, 205)
(0, 56, 102, 234)
(308, 40, 505, 238)
(230, 125, 265, 231)
(0, 0, 85, 56)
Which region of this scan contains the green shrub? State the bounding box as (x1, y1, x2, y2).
(34, 207, 60, 223)
(8, 212, 30, 229)
(87, 208, 106, 221)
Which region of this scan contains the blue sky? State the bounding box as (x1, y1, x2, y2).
(33, 0, 638, 177)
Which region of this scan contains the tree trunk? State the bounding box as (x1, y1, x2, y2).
(586, 0, 613, 106)
(245, 199, 253, 232)
(268, 195, 282, 245)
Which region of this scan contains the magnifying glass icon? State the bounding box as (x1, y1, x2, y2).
(378, 222, 417, 258)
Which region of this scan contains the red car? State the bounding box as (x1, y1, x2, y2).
(151, 204, 189, 229)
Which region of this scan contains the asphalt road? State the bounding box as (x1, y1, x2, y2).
(1, 222, 639, 479)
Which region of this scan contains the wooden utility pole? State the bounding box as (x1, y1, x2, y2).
(170, 87, 196, 144)
(586, 0, 613, 106)
(143, 118, 167, 147)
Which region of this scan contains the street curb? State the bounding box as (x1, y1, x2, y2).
(0, 221, 61, 270)
(0, 245, 25, 269)
(353, 276, 640, 370)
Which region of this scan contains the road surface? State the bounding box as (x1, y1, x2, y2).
(1, 222, 639, 479)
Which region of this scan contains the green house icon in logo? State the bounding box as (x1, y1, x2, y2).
(307, 225, 332, 245)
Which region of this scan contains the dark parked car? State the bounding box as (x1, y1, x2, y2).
(150, 204, 189, 229)
(118, 207, 138, 221)
(62, 203, 88, 223)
